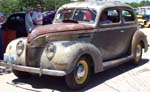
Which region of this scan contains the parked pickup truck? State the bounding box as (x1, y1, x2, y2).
(1, 1, 148, 89)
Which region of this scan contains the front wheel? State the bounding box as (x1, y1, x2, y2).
(65, 57, 91, 89)
(132, 42, 143, 64)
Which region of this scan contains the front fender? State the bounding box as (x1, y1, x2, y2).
(5, 37, 27, 65)
(41, 41, 103, 74)
(63, 41, 103, 74)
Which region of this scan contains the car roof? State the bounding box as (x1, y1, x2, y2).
(143, 14, 150, 16)
(7, 12, 25, 18)
(60, 1, 132, 10)
(9, 12, 25, 16)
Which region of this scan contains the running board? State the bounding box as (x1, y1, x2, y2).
(103, 55, 134, 71)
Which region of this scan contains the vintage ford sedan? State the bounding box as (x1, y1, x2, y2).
(1, 1, 148, 89)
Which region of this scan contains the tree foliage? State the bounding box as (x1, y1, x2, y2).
(0, 0, 70, 14)
(127, 0, 150, 8)
(0, 0, 19, 14)
(0, 0, 150, 14)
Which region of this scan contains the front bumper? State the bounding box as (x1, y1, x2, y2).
(0, 61, 66, 76)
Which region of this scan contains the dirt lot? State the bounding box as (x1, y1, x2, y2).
(0, 28, 150, 92)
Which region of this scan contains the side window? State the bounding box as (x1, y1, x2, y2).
(122, 10, 135, 22)
(7, 15, 16, 29)
(16, 15, 24, 24)
(9, 16, 16, 22)
(99, 9, 120, 25)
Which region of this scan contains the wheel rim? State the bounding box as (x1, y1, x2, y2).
(75, 60, 88, 85)
(135, 44, 142, 62)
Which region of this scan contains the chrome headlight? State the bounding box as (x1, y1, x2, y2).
(16, 41, 24, 56)
(46, 43, 56, 60)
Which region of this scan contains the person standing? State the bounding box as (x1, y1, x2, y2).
(0, 12, 4, 59)
(25, 6, 34, 34)
(32, 4, 43, 26)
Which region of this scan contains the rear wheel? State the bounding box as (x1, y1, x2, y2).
(65, 57, 91, 89)
(132, 42, 142, 64)
(13, 70, 31, 79)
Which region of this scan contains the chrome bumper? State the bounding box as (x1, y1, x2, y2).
(0, 61, 66, 76)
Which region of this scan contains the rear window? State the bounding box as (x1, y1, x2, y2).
(122, 10, 135, 22)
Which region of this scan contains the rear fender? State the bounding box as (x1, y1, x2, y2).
(131, 31, 148, 55)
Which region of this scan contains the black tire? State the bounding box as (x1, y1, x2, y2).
(13, 70, 31, 79)
(65, 57, 91, 89)
(132, 42, 142, 65)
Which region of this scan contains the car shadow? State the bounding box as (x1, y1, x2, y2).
(11, 59, 149, 92)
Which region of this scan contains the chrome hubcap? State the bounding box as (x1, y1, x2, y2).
(136, 47, 141, 58)
(77, 64, 85, 79)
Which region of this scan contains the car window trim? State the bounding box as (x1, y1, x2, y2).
(121, 8, 136, 24)
(98, 7, 122, 27)
(98, 24, 137, 32)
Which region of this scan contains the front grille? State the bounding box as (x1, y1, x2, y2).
(26, 47, 44, 67)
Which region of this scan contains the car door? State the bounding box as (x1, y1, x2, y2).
(2, 14, 16, 51)
(92, 7, 132, 61)
(120, 7, 137, 54)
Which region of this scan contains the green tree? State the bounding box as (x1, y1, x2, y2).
(127, 0, 150, 8)
(2, 0, 150, 15)
(139, 0, 150, 7)
(0, 0, 19, 14)
(0, 0, 71, 14)
(127, 2, 139, 8)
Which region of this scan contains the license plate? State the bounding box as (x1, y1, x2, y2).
(4, 53, 16, 63)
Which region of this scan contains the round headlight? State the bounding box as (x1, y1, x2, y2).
(16, 41, 24, 56)
(46, 43, 56, 60)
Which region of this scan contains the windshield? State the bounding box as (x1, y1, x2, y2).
(54, 8, 97, 24)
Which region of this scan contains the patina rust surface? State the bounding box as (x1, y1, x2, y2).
(28, 23, 93, 43)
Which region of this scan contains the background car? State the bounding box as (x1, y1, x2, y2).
(42, 11, 56, 25)
(142, 14, 150, 28)
(0, 12, 55, 59)
(2, 12, 26, 54)
(137, 15, 147, 28)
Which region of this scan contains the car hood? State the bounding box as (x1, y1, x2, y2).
(27, 23, 93, 43)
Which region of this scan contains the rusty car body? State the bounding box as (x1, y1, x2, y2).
(1, 1, 148, 89)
